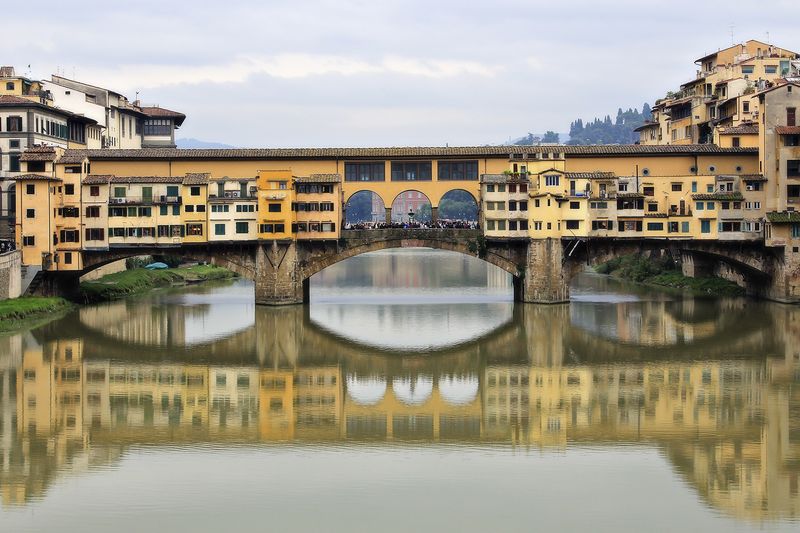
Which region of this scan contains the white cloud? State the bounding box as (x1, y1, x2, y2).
(75, 54, 501, 92)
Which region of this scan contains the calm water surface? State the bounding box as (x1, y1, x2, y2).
(0, 249, 798, 532)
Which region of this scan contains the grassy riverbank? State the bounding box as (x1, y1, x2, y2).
(595, 254, 745, 297)
(0, 297, 73, 333)
(80, 265, 236, 301)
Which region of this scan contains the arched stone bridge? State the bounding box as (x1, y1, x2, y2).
(37, 231, 800, 304)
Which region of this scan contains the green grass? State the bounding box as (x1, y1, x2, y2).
(594, 254, 745, 297)
(80, 265, 236, 301)
(0, 297, 73, 332)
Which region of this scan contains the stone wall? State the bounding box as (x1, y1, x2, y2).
(79, 258, 128, 282)
(0, 250, 21, 300)
(514, 239, 570, 303)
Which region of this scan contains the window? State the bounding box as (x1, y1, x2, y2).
(437, 160, 478, 181)
(63, 184, 74, 195)
(786, 135, 800, 147)
(788, 107, 797, 127)
(486, 184, 495, 193)
(214, 223, 226, 236)
(268, 203, 281, 212)
(85, 228, 104, 241)
(190, 186, 201, 196)
(86, 206, 100, 218)
(765, 65, 778, 74)
(591, 220, 613, 231)
(486, 220, 495, 230)
(160, 205, 168, 215)
(88, 185, 100, 197)
(691, 182, 697, 193)
(565, 220, 580, 230)
(741, 65, 754, 74)
(345, 162, 385, 182)
(681, 221, 690, 233)
(186, 224, 203, 236)
(701, 220, 711, 234)
(28, 161, 45, 172)
(236, 204, 256, 213)
(646, 222, 664, 231)
(59, 230, 79, 243)
(519, 201, 528, 211)
(706, 202, 714, 210)
(792, 224, 800, 238)
(26, 208, 35, 218)
(138, 207, 152, 217)
(647, 203, 658, 212)
(23, 236, 35, 246)
(10, 154, 21, 172)
(196, 205, 206, 213)
(6, 116, 22, 132)
(671, 183, 682, 192)
(235, 222, 249, 234)
(745, 201, 761, 210)
(391, 161, 432, 181)
(706, 184, 714, 193)
(143, 119, 172, 136)
(545, 175, 560, 187)
(788, 160, 800, 177)
(643, 186, 654, 196)
(185, 205, 195, 213)
(569, 201, 580, 210)
(696, 202, 704, 211)
(589, 201, 608, 209)
(742, 101, 750, 113)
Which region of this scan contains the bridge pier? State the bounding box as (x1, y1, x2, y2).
(254, 241, 304, 305)
(514, 238, 570, 304)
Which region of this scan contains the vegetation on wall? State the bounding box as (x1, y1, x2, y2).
(595, 254, 745, 297)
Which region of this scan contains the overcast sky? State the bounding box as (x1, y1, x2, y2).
(5, 0, 799, 147)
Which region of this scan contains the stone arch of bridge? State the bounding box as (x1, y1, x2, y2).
(77, 244, 259, 281)
(300, 238, 521, 282)
(343, 190, 386, 224)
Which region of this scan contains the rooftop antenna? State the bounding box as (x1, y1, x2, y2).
(766, 31, 770, 44)
(729, 24, 735, 45)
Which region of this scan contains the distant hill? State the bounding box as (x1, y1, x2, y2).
(176, 138, 236, 149)
(566, 104, 652, 145)
(512, 132, 570, 145)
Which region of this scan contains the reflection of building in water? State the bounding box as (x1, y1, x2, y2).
(1, 336, 798, 520)
(79, 302, 190, 347)
(571, 298, 748, 346)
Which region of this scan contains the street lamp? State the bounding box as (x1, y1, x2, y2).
(408, 208, 415, 225)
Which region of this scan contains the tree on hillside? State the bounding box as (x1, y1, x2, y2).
(542, 131, 559, 143)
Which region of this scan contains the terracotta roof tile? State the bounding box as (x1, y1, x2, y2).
(60, 144, 757, 161)
(294, 174, 341, 183)
(13, 173, 61, 182)
(691, 192, 744, 201)
(564, 171, 616, 180)
(82, 175, 113, 185)
(720, 124, 759, 135)
(57, 153, 88, 164)
(139, 106, 186, 127)
(183, 173, 210, 185)
(775, 126, 800, 135)
(741, 174, 767, 181)
(767, 211, 800, 223)
(19, 146, 58, 162)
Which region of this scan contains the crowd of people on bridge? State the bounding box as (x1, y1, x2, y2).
(0, 240, 15, 253)
(344, 219, 479, 230)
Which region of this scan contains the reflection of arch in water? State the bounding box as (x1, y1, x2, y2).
(345, 190, 385, 224)
(392, 375, 434, 406)
(439, 374, 479, 405)
(391, 190, 431, 223)
(346, 374, 387, 405)
(439, 189, 478, 221)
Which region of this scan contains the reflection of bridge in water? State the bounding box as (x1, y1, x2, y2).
(0, 299, 798, 520)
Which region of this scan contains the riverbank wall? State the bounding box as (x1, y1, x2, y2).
(0, 251, 21, 300)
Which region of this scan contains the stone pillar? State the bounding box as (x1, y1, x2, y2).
(766, 251, 800, 304)
(385, 207, 392, 224)
(431, 206, 439, 223)
(255, 241, 304, 305)
(514, 238, 569, 303)
(680, 251, 713, 279)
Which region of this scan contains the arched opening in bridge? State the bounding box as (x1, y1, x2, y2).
(439, 189, 479, 222)
(345, 190, 385, 225)
(391, 190, 432, 223)
(308, 248, 514, 350)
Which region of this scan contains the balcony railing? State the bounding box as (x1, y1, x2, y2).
(109, 196, 182, 205)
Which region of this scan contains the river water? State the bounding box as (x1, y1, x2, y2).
(0, 249, 798, 532)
